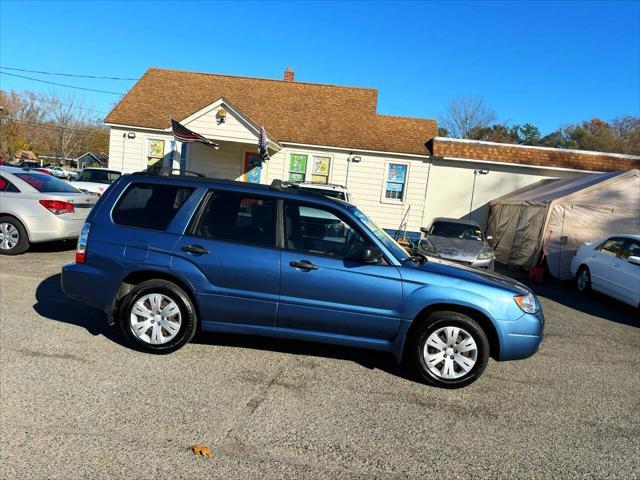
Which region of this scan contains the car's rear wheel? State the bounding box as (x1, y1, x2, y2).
(410, 311, 490, 389)
(119, 279, 197, 354)
(0, 216, 29, 255)
(576, 266, 591, 293)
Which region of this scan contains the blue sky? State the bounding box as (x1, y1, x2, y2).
(1, 0, 638, 134)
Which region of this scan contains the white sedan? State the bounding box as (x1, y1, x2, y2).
(570, 234, 640, 308)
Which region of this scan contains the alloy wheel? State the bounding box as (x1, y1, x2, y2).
(0, 223, 19, 250)
(423, 326, 478, 379)
(130, 293, 182, 345)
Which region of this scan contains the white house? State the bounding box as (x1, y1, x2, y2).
(105, 67, 640, 235)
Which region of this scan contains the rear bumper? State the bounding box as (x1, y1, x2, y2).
(61, 262, 118, 317)
(496, 311, 544, 361)
(27, 215, 88, 243)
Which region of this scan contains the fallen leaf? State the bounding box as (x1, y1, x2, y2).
(190, 444, 213, 458)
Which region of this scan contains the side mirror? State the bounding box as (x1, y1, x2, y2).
(628, 256, 640, 266)
(361, 247, 383, 264)
(420, 227, 428, 234)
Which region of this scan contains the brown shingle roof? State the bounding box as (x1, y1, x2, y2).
(427, 137, 640, 173)
(105, 68, 437, 155)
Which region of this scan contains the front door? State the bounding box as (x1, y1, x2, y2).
(616, 239, 640, 306)
(174, 189, 279, 327)
(277, 200, 403, 341)
(243, 151, 262, 183)
(590, 237, 627, 297)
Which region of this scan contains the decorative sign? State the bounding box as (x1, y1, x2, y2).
(148, 139, 165, 158)
(244, 152, 262, 184)
(387, 164, 406, 183)
(289, 154, 307, 173)
(312, 156, 330, 176)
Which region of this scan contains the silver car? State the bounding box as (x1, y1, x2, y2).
(419, 217, 495, 270)
(0, 166, 97, 255)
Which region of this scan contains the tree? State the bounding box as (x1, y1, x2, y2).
(438, 96, 496, 139)
(469, 124, 514, 143)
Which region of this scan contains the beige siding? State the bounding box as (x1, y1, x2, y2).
(183, 104, 258, 144)
(188, 141, 247, 181)
(108, 127, 174, 173)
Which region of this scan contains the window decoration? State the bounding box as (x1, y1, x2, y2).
(288, 154, 308, 182)
(311, 156, 331, 184)
(385, 164, 407, 200)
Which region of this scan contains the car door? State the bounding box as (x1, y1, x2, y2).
(616, 239, 640, 307)
(173, 190, 280, 327)
(277, 200, 403, 341)
(589, 237, 627, 297)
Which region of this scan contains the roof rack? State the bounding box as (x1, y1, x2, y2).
(270, 179, 301, 191)
(136, 168, 207, 178)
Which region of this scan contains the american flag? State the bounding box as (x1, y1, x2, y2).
(258, 125, 270, 161)
(171, 119, 219, 149)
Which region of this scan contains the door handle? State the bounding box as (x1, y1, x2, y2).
(181, 244, 210, 255)
(289, 260, 319, 271)
(613, 263, 620, 268)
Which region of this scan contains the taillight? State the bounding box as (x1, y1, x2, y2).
(76, 222, 91, 264)
(39, 199, 74, 215)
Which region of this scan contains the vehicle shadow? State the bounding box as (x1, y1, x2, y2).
(33, 273, 127, 345)
(192, 331, 419, 382)
(33, 274, 420, 381)
(29, 240, 76, 253)
(498, 266, 639, 328)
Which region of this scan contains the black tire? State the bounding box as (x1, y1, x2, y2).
(410, 311, 490, 389)
(0, 216, 29, 255)
(118, 279, 197, 354)
(576, 266, 591, 293)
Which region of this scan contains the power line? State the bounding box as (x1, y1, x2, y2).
(0, 66, 139, 81)
(12, 119, 107, 135)
(5, 91, 109, 116)
(0, 71, 124, 95)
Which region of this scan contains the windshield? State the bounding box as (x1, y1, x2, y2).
(75, 169, 120, 184)
(429, 221, 484, 241)
(301, 187, 346, 200)
(352, 208, 410, 261)
(14, 173, 80, 193)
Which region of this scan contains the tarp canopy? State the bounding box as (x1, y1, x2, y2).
(487, 169, 640, 279)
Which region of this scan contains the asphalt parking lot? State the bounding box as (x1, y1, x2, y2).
(1, 246, 638, 479)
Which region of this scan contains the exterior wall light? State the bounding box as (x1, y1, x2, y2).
(127, 132, 136, 139)
(217, 108, 227, 124)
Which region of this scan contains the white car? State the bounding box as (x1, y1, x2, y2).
(71, 167, 122, 196)
(0, 166, 97, 254)
(46, 166, 75, 180)
(295, 182, 352, 202)
(570, 234, 640, 308)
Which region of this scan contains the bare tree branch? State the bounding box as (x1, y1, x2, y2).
(438, 96, 496, 139)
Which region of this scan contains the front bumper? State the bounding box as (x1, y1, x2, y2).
(496, 310, 545, 361)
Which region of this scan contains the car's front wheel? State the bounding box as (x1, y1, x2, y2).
(410, 311, 490, 388)
(119, 279, 197, 354)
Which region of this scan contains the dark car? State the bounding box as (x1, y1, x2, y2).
(61, 173, 543, 388)
(419, 217, 495, 270)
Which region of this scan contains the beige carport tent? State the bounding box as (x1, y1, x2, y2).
(486, 169, 640, 279)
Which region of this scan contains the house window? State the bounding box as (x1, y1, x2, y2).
(147, 139, 165, 173)
(311, 156, 331, 184)
(385, 163, 407, 200)
(288, 154, 308, 182)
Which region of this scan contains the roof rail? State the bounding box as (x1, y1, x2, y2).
(270, 179, 300, 191)
(136, 168, 206, 178)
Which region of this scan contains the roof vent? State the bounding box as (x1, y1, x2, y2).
(284, 67, 295, 82)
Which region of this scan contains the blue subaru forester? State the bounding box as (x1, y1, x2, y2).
(62, 171, 543, 388)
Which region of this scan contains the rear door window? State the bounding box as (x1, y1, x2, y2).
(192, 191, 276, 248)
(13, 173, 79, 193)
(113, 183, 193, 231)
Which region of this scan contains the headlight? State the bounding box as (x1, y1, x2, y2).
(477, 249, 494, 260)
(514, 293, 539, 314)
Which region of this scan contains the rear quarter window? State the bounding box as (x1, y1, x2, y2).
(112, 183, 193, 231)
